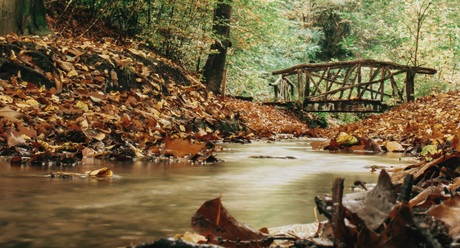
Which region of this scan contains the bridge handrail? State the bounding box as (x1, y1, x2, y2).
(272, 59, 437, 76)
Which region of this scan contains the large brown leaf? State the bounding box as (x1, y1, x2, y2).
(376, 202, 419, 248)
(164, 137, 205, 158)
(428, 194, 460, 239)
(409, 185, 449, 208)
(343, 170, 398, 230)
(191, 197, 270, 247)
(0, 106, 26, 122)
(390, 153, 460, 185)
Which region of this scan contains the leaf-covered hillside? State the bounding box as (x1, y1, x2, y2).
(0, 31, 313, 164)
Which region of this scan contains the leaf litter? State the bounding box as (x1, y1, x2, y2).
(2, 4, 460, 246)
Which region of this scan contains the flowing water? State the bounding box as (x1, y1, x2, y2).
(0, 139, 415, 247)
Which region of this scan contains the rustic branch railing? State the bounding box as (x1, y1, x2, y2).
(271, 59, 437, 112)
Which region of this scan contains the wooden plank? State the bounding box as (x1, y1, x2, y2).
(303, 99, 387, 112)
(389, 71, 404, 101)
(379, 67, 386, 101)
(339, 66, 356, 99)
(308, 72, 322, 96)
(356, 63, 362, 98)
(347, 65, 360, 100)
(309, 72, 397, 99)
(325, 67, 332, 92)
(297, 69, 303, 101)
(305, 70, 311, 97)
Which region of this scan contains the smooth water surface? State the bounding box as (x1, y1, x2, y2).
(0, 139, 415, 247)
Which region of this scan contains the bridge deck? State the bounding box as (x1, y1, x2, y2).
(303, 99, 387, 113)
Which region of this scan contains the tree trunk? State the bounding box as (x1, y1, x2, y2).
(202, 0, 232, 95)
(0, 0, 52, 36)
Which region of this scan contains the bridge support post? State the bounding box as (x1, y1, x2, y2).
(297, 69, 303, 102)
(405, 70, 415, 102)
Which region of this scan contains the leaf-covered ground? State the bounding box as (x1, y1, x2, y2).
(316, 91, 460, 158)
(0, 31, 314, 164)
(224, 98, 311, 137)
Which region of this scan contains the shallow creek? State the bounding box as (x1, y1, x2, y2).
(0, 139, 415, 247)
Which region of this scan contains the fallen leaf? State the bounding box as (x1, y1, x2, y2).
(57, 60, 75, 72)
(164, 137, 205, 157)
(343, 170, 397, 230)
(191, 196, 270, 247)
(420, 144, 439, 157)
(75, 100, 89, 112)
(336, 132, 358, 145)
(0, 106, 26, 122)
(409, 185, 449, 208)
(174, 231, 207, 244)
(385, 141, 404, 152)
(86, 167, 113, 178)
(0, 95, 13, 104)
(7, 132, 27, 147)
(428, 194, 460, 239)
(450, 177, 460, 191)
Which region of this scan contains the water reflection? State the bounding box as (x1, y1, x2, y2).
(0, 139, 415, 247)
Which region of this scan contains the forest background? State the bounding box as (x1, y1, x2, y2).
(44, 0, 460, 101)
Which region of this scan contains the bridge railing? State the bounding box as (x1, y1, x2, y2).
(271, 59, 437, 112)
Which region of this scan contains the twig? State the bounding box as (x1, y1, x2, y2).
(56, 0, 73, 25)
(398, 174, 414, 203)
(331, 177, 352, 248)
(77, 1, 115, 39)
(314, 196, 331, 219)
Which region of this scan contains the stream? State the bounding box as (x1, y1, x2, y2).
(0, 139, 416, 247)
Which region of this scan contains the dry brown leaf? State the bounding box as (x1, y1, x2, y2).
(15, 123, 37, 138)
(164, 137, 205, 158)
(53, 71, 63, 93)
(450, 177, 460, 191)
(343, 170, 398, 230)
(7, 132, 27, 147)
(0, 95, 14, 104)
(192, 197, 270, 247)
(310, 140, 330, 150)
(57, 60, 75, 72)
(428, 194, 460, 239)
(75, 100, 89, 112)
(174, 231, 207, 244)
(83, 129, 106, 141)
(409, 185, 449, 208)
(385, 141, 404, 152)
(390, 154, 460, 185)
(86, 167, 113, 178)
(0, 106, 26, 122)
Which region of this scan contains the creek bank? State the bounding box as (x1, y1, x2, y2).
(0, 34, 315, 166)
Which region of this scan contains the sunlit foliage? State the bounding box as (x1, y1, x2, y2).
(71, 0, 459, 98)
(339, 0, 460, 96)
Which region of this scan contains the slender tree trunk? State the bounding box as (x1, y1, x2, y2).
(0, 0, 52, 36)
(202, 0, 232, 95)
(0, 0, 18, 35)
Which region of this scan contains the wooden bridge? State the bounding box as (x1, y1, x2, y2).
(270, 59, 437, 112)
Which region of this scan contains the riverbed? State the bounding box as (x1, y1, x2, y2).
(0, 139, 415, 247)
